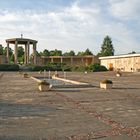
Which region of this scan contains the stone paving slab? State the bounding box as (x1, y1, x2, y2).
(0, 72, 140, 139)
(99, 135, 137, 140)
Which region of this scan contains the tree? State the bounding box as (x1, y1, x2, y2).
(50, 49, 62, 56)
(77, 51, 84, 56)
(40, 49, 50, 56)
(77, 48, 93, 56)
(63, 50, 75, 56)
(98, 35, 114, 56)
(84, 48, 93, 55)
(3, 47, 13, 56)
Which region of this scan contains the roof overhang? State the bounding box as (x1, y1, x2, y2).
(99, 53, 140, 60)
(6, 38, 38, 45)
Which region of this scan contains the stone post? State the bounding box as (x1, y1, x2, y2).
(51, 58, 54, 63)
(33, 43, 37, 65)
(61, 57, 63, 63)
(71, 57, 73, 66)
(27, 41, 30, 64)
(6, 42, 10, 63)
(14, 41, 18, 64)
(24, 44, 27, 65)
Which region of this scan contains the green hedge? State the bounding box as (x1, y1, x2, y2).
(29, 62, 71, 71)
(0, 64, 19, 71)
(89, 63, 108, 72)
(72, 66, 90, 72)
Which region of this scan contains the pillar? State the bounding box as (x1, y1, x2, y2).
(27, 41, 30, 64)
(71, 57, 73, 66)
(33, 42, 37, 65)
(24, 44, 27, 65)
(61, 57, 63, 63)
(14, 41, 18, 64)
(81, 57, 84, 66)
(51, 58, 54, 63)
(6, 42, 10, 63)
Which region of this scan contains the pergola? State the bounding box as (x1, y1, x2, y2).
(6, 37, 38, 65)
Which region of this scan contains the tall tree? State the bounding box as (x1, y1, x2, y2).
(98, 35, 114, 56)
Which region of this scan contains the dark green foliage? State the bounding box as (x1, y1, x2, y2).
(29, 62, 71, 71)
(72, 66, 90, 72)
(63, 50, 75, 56)
(101, 79, 113, 84)
(40, 49, 50, 56)
(0, 64, 19, 71)
(28, 65, 45, 71)
(90, 63, 107, 72)
(77, 48, 93, 56)
(98, 35, 114, 56)
(0, 44, 4, 55)
(50, 49, 62, 56)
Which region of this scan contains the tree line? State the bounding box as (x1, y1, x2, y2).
(0, 35, 115, 63)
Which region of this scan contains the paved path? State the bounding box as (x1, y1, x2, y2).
(0, 72, 140, 140)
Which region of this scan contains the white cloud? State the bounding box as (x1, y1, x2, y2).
(109, 0, 140, 20)
(0, 1, 140, 55)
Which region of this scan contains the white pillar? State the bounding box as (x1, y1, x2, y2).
(33, 42, 37, 65)
(61, 57, 63, 63)
(24, 44, 27, 65)
(71, 57, 73, 65)
(6, 42, 10, 63)
(14, 41, 18, 64)
(27, 41, 30, 64)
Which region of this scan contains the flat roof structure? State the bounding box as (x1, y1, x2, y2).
(99, 53, 140, 60)
(6, 38, 37, 45)
(99, 53, 140, 72)
(6, 37, 38, 65)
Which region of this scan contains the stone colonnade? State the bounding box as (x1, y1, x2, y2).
(41, 56, 100, 66)
(6, 38, 37, 65)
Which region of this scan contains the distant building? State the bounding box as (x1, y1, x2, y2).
(39, 55, 99, 66)
(99, 53, 140, 72)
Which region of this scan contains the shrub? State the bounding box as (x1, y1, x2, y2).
(29, 63, 72, 71)
(28, 65, 45, 71)
(101, 79, 113, 84)
(38, 80, 50, 85)
(0, 64, 19, 71)
(62, 65, 72, 71)
(90, 63, 107, 72)
(72, 66, 90, 72)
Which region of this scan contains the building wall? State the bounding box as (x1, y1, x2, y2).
(40, 55, 99, 66)
(100, 55, 140, 72)
(0, 55, 6, 64)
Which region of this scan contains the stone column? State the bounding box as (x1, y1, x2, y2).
(33, 43, 37, 65)
(14, 41, 18, 64)
(71, 57, 73, 66)
(51, 58, 54, 63)
(81, 57, 84, 66)
(6, 42, 10, 63)
(24, 44, 27, 65)
(27, 41, 30, 64)
(61, 57, 63, 63)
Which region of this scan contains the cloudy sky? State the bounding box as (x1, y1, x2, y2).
(0, 0, 140, 55)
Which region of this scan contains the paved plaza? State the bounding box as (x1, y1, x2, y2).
(0, 71, 140, 140)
